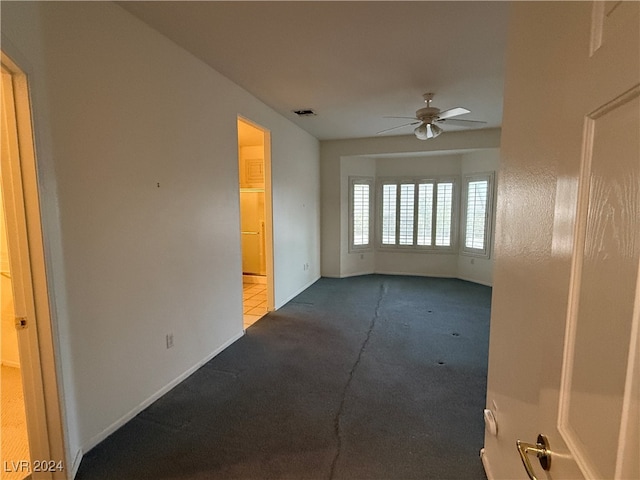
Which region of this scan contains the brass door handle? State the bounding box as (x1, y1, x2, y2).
(516, 434, 551, 480)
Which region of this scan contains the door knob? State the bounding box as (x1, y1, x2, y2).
(516, 434, 551, 480)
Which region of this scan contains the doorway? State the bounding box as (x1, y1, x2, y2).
(0, 179, 30, 478)
(237, 118, 273, 328)
(1, 53, 66, 479)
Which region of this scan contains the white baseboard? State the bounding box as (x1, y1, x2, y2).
(276, 276, 320, 308)
(457, 275, 493, 287)
(325, 272, 491, 287)
(480, 448, 495, 480)
(374, 270, 457, 279)
(242, 274, 266, 284)
(81, 330, 244, 455)
(338, 270, 375, 278)
(69, 447, 84, 479)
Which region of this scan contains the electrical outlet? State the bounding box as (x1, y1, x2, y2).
(166, 333, 174, 349)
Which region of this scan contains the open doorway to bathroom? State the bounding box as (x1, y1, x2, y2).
(237, 118, 273, 328)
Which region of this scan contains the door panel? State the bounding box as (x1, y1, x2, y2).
(483, 2, 639, 479)
(559, 88, 640, 479)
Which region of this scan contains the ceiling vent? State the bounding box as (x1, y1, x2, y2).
(293, 109, 317, 117)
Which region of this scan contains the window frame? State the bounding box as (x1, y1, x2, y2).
(461, 172, 494, 258)
(348, 176, 374, 253)
(376, 176, 459, 253)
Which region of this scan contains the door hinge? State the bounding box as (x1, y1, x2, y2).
(15, 316, 27, 330)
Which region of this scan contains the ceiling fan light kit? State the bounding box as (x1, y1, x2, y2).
(414, 123, 442, 140)
(377, 92, 486, 140)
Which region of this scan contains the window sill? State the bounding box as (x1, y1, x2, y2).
(376, 246, 458, 255)
(460, 250, 491, 259)
(348, 246, 373, 254)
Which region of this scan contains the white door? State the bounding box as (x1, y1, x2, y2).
(482, 2, 639, 479)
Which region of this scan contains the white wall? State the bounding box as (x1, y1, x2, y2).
(321, 131, 501, 283)
(269, 127, 321, 304)
(1, 1, 320, 474)
(457, 149, 500, 286)
(340, 156, 376, 277)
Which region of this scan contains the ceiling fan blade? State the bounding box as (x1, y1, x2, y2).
(376, 121, 421, 135)
(383, 116, 420, 120)
(436, 118, 487, 127)
(437, 107, 471, 120)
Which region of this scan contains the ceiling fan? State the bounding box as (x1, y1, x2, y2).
(377, 93, 486, 140)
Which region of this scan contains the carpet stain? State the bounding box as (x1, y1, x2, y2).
(328, 281, 387, 479)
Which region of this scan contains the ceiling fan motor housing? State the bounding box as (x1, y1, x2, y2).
(416, 106, 440, 122)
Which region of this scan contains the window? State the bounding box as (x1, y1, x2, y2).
(416, 183, 433, 245)
(398, 184, 414, 245)
(461, 173, 494, 257)
(379, 178, 457, 250)
(381, 184, 397, 244)
(435, 182, 454, 246)
(349, 177, 373, 251)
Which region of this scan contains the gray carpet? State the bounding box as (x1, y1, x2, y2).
(76, 275, 491, 479)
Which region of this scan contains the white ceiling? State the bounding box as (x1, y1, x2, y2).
(118, 1, 509, 141)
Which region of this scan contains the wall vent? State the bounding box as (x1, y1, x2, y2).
(293, 109, 317, 117)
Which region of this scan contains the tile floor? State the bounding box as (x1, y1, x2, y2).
(243, 282, 267, 329)
(1, 365, 31, 480)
